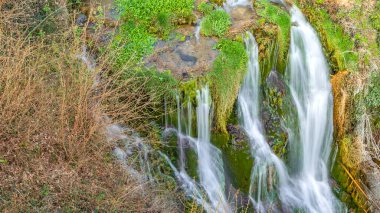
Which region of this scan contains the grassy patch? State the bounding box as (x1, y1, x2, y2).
(197, 2, 214, 15)
(113, 0, 195, 65)
(0, 1, 181, 211)
(201, 9, 231, 37)
(300, 5, 358, 72)
(209, 39, 248, 133)
(254, 0, 291, 72)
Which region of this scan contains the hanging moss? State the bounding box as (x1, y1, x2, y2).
(208, 39, 248, 133)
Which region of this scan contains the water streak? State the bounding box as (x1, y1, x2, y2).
(279, 6, 340, 212)
(238, 32, 288, 212)
(238, 5, 344, 212)
(164, 87, 231, 212)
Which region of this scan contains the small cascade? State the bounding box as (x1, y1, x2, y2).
(194, 19, 202, 43)
(163, 86, 231, 213)
(238, 32, 288, 212)
(224, 0, 251, 8)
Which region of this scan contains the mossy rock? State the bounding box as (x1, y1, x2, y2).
(208, 39, 248, 133)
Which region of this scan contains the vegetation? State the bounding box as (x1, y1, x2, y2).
(0, 0, 181, 211)
(209, 39, 248, 133)
(370, 1, 380, 46)
(302, 5, 357, 72)
(254, 0, 291, 73)
(197, 2, 214, 15)
(113, 0, 195, 65)
(201, 9, 231, 37)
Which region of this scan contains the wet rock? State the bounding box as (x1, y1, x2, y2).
(266, 69, 286, 94)
(177, 50, 197, 64)
(76, 14, 88, 26)
(145, 37, 218, 79)
(227, 124, 248, 145)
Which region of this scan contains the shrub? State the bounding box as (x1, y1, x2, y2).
(201, 9, 231, 37)
(197, 2, 213, 15)
(0, 0, 180, 211)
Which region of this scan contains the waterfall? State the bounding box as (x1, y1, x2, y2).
(194, 19, 202, 43)
(224, 0, 251, 8)
(238, 32, 288, 212)
(163, 86, 231, 213)
(196, 87, 230, 212)
(279, 6, 341, 212)
(239, 5, 344, 211)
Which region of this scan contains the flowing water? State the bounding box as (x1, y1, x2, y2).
(279, 6, 340, 212)
(238, 32, 288, 212)
(237, 4, 344, 212)
(163, 87, 231, 212)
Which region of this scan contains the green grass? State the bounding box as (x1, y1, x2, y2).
(197, 2, 214, 15)
(209, 39, 248, 133)
(366, 71, 380, 109)
(370, 1, 380, 46)
(113, 0, 195, 65)
(201, 9, 231, 37)
(301, 5, 358, 72)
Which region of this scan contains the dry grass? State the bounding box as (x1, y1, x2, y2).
(0, 0, 180, 212)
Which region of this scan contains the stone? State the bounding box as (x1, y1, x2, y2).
(76, 14, 88, 27)
(177, 50, 197, 64)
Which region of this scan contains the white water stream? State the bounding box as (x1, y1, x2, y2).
(163, 87, 231, 213)
(237, 4, 344, 212)
(280, 6, 340, 212)
(238, 32, 288, 212)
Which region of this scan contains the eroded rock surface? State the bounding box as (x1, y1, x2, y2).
(145, 37, 219, 79)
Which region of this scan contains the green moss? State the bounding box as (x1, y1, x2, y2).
(254, 0, 291, 73)
(201, 9, 231, 37)
(300, 5, 358, 72)
(212, 134, 253, 193)
(209, 39, 248, 133)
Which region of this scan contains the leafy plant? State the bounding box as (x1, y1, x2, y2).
(197, 2, 213, 15)
(201, 9, 231, 37)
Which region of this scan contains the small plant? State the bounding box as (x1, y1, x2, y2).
(366, 71, 380, 109)
(197, 2, 213, 15)
(201, 9, 231, 37)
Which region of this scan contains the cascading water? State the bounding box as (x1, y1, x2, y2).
(238, 4, 344, 212)
(163, 87, 231, 212)
(195, 87, 230, 212)
(279, 6, 341, 212)
(238, 32, 288, 212)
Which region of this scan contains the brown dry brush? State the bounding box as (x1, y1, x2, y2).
(0, 0, 180, 212)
